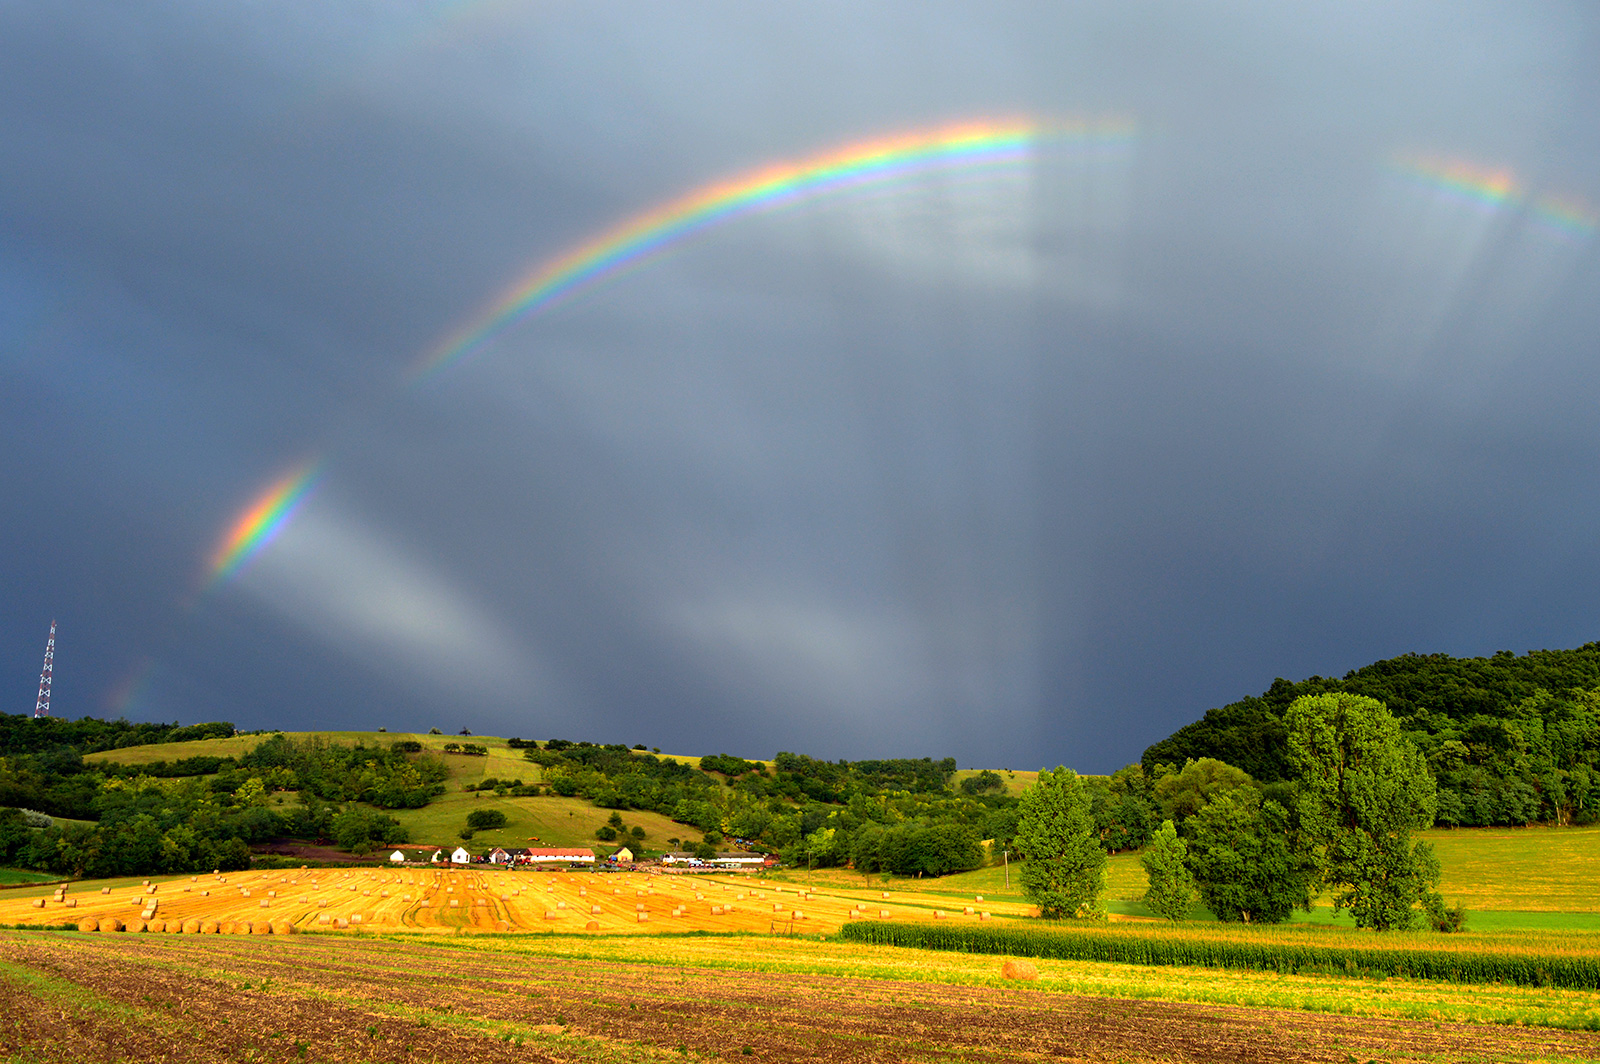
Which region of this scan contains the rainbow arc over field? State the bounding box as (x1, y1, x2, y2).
(413, 116, 1137, 379)
(208, 463, 320, 584)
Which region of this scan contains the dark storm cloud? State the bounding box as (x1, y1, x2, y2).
(3, 2, 1599, 771)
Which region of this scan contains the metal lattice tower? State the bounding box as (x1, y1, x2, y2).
(33, 620, 55, 719)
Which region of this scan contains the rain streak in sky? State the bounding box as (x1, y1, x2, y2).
(3, 3, 1599, 771)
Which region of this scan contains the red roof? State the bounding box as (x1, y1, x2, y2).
(522, 848, 595, 858)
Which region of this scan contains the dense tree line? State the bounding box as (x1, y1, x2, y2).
(521, 742, 999, 875)
(1029, 694, 1458, 931)
(0, 714, 235, 757)
(1141, 646, 1600, 827)
(0, 725, 431, 878)
(237, 734, 448, 809)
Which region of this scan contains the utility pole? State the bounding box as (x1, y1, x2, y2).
(1003, 848, 1009, 890)
(33, 620, 56, 718)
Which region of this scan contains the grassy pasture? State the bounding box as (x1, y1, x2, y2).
(385, 791, 686, 854)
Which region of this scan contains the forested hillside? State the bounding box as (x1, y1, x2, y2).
(1141, 645, 1600, 826)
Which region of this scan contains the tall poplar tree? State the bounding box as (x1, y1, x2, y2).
(1285, 692, 1444, 930)
(1016, 766, 1105, 919)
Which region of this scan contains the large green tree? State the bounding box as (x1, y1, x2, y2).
(1183, 787, 1316, 923)
(1016, 767, 1105, 918)
(1285, 692, 1444, 930)
(1139, 819, 1194, 921)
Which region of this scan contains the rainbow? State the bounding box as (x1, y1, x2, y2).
(1531, 193, 1599, 239)
(208, 463, 320, 583)
(1391, 155, 1522, 209)
(414, 116, 1136, 378)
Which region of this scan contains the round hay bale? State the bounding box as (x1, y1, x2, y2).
(964, 907, 974, 915)
(1001, 959, 1039, 981)
(975, 895, 984, 902)
(635, 904, 645, 912)
(200, 920, 219, 934)
(636, 912, 649, 922)
(219, 921, 236, 935)
(317, 914, 330, 925)
(100, 887, 111, 895)
(30, 898, 43, 908)
(585, 920, 600, 930)
(711, 906, 723, 915)
(251, 921, 272, 935)
(590, 905, 602, 914)
(259, 900, 270, 908)
(77, 918, 99, 932)
(182, 919, 201, 933)
(544, 911, 558, 920)
(879, 910, 891, 918)
(350, 914, 362, 924)
(448, 899, 459, 908)
(979, 912, 991, 921)
(65, 899, 77, 908)
(102, 918, 124, 933)
(334, 918, 349, 929)
(271, 921, 295, 935)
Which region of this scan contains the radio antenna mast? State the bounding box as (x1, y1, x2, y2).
(33, 620, 55, 718)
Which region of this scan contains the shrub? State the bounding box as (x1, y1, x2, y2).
(465, 810, 507, 831)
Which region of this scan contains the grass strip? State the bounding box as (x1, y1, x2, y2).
(837, 921, 1600, 990)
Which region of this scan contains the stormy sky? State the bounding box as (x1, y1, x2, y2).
(4, 2, 1599, 773)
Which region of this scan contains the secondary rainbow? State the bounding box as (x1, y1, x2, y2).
(1391, 155, 1522, 209)
(414, 116, 1135, 378)
(208, 463, 320, 584)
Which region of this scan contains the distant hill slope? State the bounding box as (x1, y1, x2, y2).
(1141, 644, 1600, 827)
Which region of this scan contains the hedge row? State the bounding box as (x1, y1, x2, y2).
(836, 921, 1600, 989)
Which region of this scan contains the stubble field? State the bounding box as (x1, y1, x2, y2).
(5, 929, 1600, 1064)
(0, 865, 1030, 936)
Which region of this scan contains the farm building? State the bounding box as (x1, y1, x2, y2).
(389, 850, 406, 863)
(610, 846, 634, 864)
(487, 847, 512, 865)
(714, 851, 774, 868)
(450, 846, 472, 864)
(517, 847, 595, 867)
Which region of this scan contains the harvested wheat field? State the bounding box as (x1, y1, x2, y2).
(2, 929, 1599, 1064)
(0, 867, 1028, 935)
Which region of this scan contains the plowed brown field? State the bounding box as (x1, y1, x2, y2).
(0, 866, 1023, 934)
(2, 930, 1598, 1063)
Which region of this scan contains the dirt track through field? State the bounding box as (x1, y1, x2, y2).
(1, 931, 1597, 1063)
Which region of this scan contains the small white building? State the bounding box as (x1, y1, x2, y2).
(389, 850, 406, 864)
(430, 849, 443, 863)
(451, 846, 472, 864)
(488, 847, 512, 865)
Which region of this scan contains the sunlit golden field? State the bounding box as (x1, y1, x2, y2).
(0, 865, 1030, 935)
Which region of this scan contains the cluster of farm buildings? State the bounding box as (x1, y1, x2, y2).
(389, 846, 778, 871)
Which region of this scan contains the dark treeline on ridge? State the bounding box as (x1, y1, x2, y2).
(1142, 644, 1600, 827)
